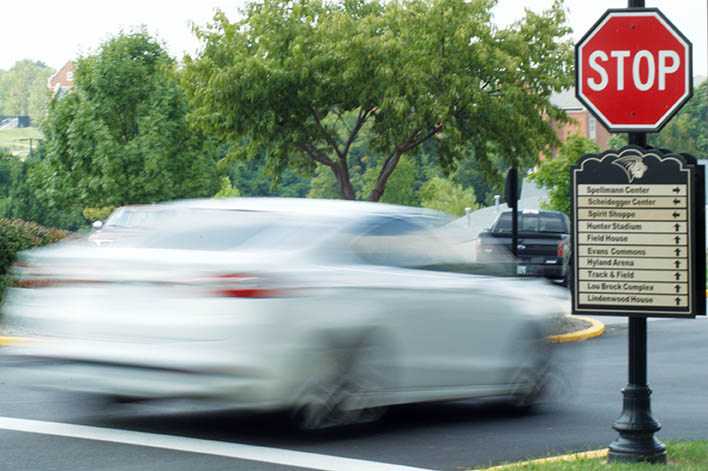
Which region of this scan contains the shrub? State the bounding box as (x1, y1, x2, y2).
(0, 218, 71, 303)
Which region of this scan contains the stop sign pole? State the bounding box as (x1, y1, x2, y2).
(574, 0, 695, 464)
(609, 2, 665, 466)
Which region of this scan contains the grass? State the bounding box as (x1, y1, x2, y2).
(474, 440, 708, 470)
(0, 127, 43, 158)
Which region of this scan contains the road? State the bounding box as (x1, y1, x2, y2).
(0, 316, 706, 471)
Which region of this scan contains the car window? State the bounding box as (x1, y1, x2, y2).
(493, 213, 513, 232)
(136, 225, 267, 250)
(114, 210, 338, 252)
(539, 214, 567, 233)
(493, 212, 567, 233)
(104, 208, 177, 228)
(351, 218, 446, 268)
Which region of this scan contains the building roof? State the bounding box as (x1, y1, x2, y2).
(48, 61, 75, 98)
(550, 89, 584, 111)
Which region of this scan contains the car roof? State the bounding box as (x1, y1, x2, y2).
(499, 209, 565, 216)
(159, 197, 449, 221)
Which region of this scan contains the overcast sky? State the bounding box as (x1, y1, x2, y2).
(1, 0, 706, 77)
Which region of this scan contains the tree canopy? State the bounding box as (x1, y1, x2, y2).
(182, 0, 574, 201)
(0, 60, 54, 124)
(529, 134, 600, 217)
(608, 78, 708, 156)
(33, 29, 220, 211)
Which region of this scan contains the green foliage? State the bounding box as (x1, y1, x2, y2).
(452, 153, 508, 206)
(0, 60, 54, 123)
(226, 155, 311, 198)
(649, 79, 708, 156)
(0, 218, 69, 275)
(307, 166, 341, 200)
(0, 151, 85, 230)
(182, 0, 573, 201)
(0, 217, 70, 304)
(308, 152, 430, 206)
(608, 133, 628, 149)
(489, 440, 708, 470)
(35, 29, 220, 211)
(213, 176, 241, 198)
(359, 155, 420, 206)
(419, 176, 479, 216)
(82, 206, 115, 223)
(529, 134, 600, 216)
(607, 79, 708, 156)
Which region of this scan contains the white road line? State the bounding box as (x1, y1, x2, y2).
(0, 416, 435, 471)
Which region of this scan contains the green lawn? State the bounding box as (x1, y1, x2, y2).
(475, 440, 708, 470)
(0, 127, 43, 158)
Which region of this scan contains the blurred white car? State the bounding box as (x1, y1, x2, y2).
(88, 205, 178, 246)
(2, 198, 564, 429)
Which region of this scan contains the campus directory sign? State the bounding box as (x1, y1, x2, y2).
(571, 145, 705, 317)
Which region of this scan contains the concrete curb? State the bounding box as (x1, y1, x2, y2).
(0, 336, 37, 346)
(475, 448, 608, 470)
(547, 315, 605, 344)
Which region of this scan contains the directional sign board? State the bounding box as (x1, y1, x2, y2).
(571, 146, 705, 317)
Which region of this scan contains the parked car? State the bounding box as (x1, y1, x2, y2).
(476, 209, 572, 286)
(2, 198, 566, 429)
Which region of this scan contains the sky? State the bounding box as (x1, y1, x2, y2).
(1, 0, 706, 77)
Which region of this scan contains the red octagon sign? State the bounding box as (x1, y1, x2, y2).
(576, 8, 692, 132)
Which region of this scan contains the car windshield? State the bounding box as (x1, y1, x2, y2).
(104, 207, 177, 229)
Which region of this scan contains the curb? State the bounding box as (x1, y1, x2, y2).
(475, 448, 608, 470)
(0, 336, 43, 347)
(547, 315, 605, 344)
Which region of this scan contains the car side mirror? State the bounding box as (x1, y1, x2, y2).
(93, 220, 103, 230)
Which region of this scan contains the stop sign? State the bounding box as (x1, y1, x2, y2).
(576, 8, 692, 132)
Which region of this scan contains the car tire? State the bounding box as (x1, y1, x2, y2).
(292, 335, 390, 430)
(562, 259, 573, 288)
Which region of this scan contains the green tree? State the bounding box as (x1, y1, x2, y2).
(226, 155, 312, 197)
(182, 0, 573, 201)
(0, 60, 54, 123)
(419, 176, 479, 216)
(33, 29, 220, 211)
(452, 151, 508, 206)
(649, 79, 708, 156)
(529, 134, 600, 216)
(213, 176, 241, 198)
(0, 152, 84, 230)
(607, 79, 708, 155)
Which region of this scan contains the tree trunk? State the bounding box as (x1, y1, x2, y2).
(333, 165, 357, 200)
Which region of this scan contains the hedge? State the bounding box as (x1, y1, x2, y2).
(0, 218, 70, 276)
(0, 218, 71, 304)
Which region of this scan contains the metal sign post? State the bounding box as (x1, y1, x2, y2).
(505, 168, 519, 259)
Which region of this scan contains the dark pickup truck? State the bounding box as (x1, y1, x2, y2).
(476, 209, 571, 285)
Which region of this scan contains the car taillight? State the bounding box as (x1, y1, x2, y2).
(195, 274, 288, 298)
(557, 241, 565, 257)
(475, 239, 495, 256)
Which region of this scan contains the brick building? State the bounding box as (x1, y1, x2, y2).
(47, 61, 75, 99)
(549, 89, 611, 153)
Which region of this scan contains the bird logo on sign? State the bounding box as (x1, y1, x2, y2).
(613, 155, 648, 183)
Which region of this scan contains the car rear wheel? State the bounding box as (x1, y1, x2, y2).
(292, 337, 389, 430)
